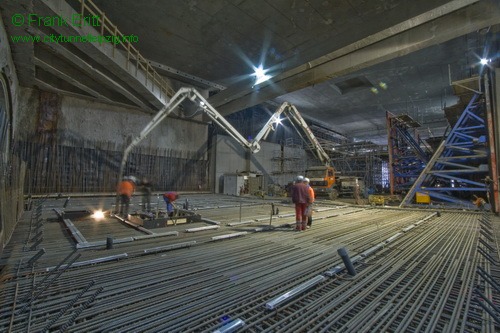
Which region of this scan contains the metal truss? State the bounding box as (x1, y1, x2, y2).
(401, 93, 490, 209)
(387, 112, 431, 194)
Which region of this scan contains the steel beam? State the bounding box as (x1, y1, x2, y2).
(209, 0, 498, 115)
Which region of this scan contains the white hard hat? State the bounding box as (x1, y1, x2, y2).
(304, 177, 310, 183)
(296, 175, 304, 182)
(127, 176, 138, 184)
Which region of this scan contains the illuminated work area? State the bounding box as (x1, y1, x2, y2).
(0, 1, 499, 332)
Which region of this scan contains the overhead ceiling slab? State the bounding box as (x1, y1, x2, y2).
(208, 0, 498, 115)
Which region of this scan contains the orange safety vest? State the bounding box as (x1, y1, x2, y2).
(308, 186, 315, 203)
(117, 180, 134, 197)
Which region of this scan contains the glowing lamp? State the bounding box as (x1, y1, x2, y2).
(92, 210, 105, 220)
(253, 65, 271, 85)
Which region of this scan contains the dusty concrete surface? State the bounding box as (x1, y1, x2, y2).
(59, 94, 208, 153)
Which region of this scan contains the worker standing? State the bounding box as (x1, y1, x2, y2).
(304, 177, 315, 228)
(163, 191, 179, 217)
(117, 177, 135, 217)
(141, 177, 152, 212)
(291, 175, 311, 231)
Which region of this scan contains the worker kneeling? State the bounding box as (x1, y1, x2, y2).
(163, 192, 179, 217)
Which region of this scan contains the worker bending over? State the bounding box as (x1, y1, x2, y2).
(163, 191, 179, 217)
(473, 195, 487, 211)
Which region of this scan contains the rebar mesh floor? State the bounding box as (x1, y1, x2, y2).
(1, 194, 499, 332)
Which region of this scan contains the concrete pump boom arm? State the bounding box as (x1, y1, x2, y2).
(251, 102, 289, 151)
(287, 104, 331, 166)
(251, 102, 331, 166)
(118, 87, 258, 186)
(117, 90, 329, 201)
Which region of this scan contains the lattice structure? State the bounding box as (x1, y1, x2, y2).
(387, 112, 432, 194)
(401, 93, 489, 208)
(329, 141, 386, 193)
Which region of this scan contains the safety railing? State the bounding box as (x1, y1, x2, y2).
(78, 0, 175, 102)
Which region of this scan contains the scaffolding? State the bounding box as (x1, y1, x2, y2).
(401, 92, 490, 209)
(328, 141, 386, 194)
(271, 140, 303, 176)
(387, 112, 432, 194)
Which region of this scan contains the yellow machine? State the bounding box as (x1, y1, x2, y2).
(368, 195, 386, 205)
(415, 192, 431, 204)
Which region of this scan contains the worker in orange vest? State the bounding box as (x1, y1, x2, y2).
(304, 177, 315, 228)
(117, 177, 136, 217)
(473, 195, 486, 211)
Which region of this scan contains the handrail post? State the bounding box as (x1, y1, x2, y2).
(80, 0, 85, 20)
(100, 12, 105, 39)
(113, 25, 118, 57)
(126, 42, 130, 70)
(77, 0, 174, 99)
(135, 49, 139, 75)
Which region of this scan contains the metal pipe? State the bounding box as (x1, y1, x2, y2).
(211, 232, 248, 241)
(106, 236, 113, 249)
(213, 318, 245, 333)
(26, 248, 46, 266)
(337, 247, 356, 276)
(266, 275, 326, 310)
(45, 254, 128, 271)
(185, 226, 220, 233)
(143, 241, 197, 254)
(202, 218, 221, 225)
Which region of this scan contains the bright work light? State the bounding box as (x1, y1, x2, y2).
(253, 64, 271, 85)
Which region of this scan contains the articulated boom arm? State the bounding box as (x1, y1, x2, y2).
(251, 102, 331, 166)
(118, 87, 258, 183)
(287, 104, 331, 166)
(118, 90, 328, 196)
(194, 89, 256, 152)
(251, 102, 289, 152)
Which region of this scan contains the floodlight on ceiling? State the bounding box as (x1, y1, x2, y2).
(253, 64, 271, 86)
(379, 81, 388, 90)
(480, 58, 490, 65)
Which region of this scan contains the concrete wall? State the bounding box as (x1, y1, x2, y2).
(212, 135, 248, 193)
(0, 13, 20, 141)
(212, 134, 311, 194)
(11, 88, 209, 155)
(13, 93, 211, 193)
(58, 95, 208, 154)
(12, 87, 38, 140)
(0, 13, 24, 252)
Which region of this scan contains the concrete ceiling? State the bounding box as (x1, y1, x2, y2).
(2, 0, 500, 144)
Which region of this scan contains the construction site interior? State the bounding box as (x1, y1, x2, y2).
(1, 1, 500, 332)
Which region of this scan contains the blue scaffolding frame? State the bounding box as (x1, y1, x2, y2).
(387, 112, 431, 194)
(401, 93, 489, 208)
